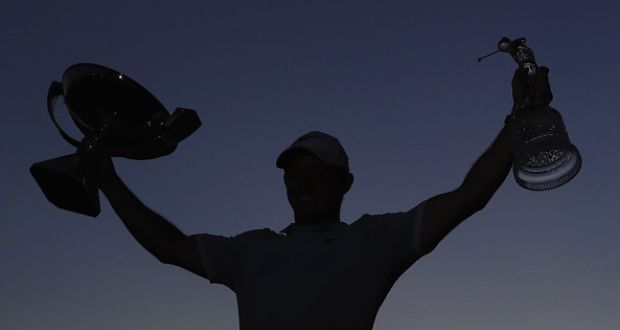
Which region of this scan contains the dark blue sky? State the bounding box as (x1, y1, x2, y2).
(2, 1, 619, 329)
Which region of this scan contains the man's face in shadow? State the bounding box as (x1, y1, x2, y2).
(283, 152, 353, 225)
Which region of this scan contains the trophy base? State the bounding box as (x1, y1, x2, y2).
(514, 144, 581, 191)
(508, 107, 582, 191)
(30, 154, 100, 217)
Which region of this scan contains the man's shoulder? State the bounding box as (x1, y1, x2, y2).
(233, 227, 281, 240)
(195, 228, 280, 244)
(351, 208, 417, 224)
(349, 203, 425, 232)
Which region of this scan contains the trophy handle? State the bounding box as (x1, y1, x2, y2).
(47, 81, 82, 148)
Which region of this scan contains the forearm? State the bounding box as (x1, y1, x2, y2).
(459, 124, 513, 208)
(99, 170, 187, 263)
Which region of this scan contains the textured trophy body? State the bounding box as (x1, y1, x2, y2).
(507, 107, 581, 191)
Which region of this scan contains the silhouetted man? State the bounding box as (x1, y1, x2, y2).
(97, 67, 551, 329)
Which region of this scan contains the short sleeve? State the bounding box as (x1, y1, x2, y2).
(190, 233, 240, 289)
(356, 201, 430, 278)
(190, 229, 274, 290)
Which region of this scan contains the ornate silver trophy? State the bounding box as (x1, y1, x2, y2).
(30, 63, 201, 216)
(479, 37, 582, 191)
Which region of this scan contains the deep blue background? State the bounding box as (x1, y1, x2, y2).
(2, 1, 619, 329)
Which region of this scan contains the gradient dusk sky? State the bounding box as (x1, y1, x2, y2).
(2, 1, 619, 329)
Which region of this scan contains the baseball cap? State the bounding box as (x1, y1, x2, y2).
(276, 131, 349, 172)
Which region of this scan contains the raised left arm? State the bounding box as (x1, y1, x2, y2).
(416, 66, 552, 253)
(418, 124, 513, 253)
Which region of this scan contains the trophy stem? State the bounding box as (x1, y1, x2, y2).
(30, 116, 114, 217)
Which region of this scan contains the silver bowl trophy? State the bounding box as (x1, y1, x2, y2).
(30, 63, 201, 217)
(479, 37, 582, 191)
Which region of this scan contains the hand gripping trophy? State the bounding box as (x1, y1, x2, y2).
(30, 63, 201, 216)
(479, 37, 582, 191)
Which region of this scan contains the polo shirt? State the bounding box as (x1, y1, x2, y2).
(192, 202, 431, 330)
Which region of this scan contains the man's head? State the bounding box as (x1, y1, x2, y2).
(277, 131, 354, 225)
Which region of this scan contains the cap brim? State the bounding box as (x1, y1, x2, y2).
(276, 147, 315, 169)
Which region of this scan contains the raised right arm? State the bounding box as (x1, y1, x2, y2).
(97, 157, 206, 277)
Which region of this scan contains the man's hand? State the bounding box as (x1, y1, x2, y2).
(511, 66, 553, 112)
(91, 154, 117, 189)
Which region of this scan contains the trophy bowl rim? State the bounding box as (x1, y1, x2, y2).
(60, 62, 169, 134)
